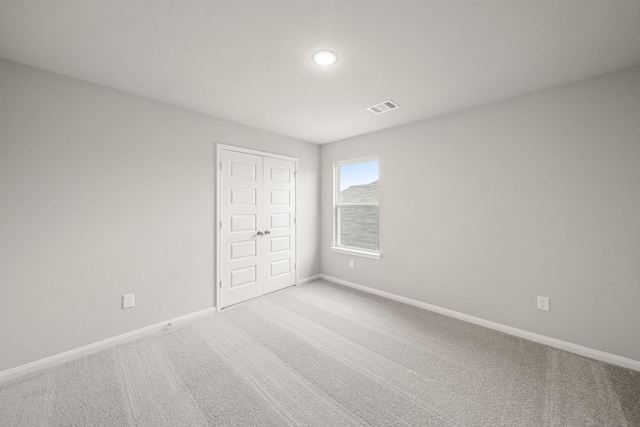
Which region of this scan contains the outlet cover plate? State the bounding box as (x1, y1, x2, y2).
(537, 296, 549, 311)
(123, 293, 135, 309)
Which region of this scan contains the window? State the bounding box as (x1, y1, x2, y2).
(332, 156, 380, 259)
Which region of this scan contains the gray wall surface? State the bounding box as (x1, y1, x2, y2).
(0, 59, 320, 372)
(321, 66, 640, 361)
(2, 57, 638, 373)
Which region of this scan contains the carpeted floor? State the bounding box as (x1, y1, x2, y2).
(1, 279, 639, 426)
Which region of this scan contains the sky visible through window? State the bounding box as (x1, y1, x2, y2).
(339, 160, 378, 191)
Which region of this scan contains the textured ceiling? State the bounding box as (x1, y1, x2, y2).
(1, 1, 640, 144)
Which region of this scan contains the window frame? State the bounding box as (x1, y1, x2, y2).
(331, 155, 381, 260)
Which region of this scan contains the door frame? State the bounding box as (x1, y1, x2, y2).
(215, 143, 299, 311)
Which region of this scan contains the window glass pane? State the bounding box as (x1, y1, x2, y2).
(338, 160, 378, 204)
(335, 158, 379, 253)
(338, 206, 379, 250)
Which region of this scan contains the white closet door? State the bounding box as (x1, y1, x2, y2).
(219, 149, 297, 309)
(263, 157, 296, 294)
(220, 150, 264, 308)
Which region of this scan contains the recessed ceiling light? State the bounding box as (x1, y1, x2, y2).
(312, 50, 338, 66)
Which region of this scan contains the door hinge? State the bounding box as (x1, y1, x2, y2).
(219, 221, 222, 229)
(294, 263, 297, 270)
(219, 162, 223, 170)
(293, 171, 298, 178)
(294, 217, 296, 224)
(219, 280, 222, 289)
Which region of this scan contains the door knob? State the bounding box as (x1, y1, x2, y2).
(257, 231, 264, 236)
(264, 230, 271, 235)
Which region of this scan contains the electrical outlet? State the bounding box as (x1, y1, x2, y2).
(537, 296, 549, 311)
(123, 293, 135, 309)
(349, 259, 354, 268)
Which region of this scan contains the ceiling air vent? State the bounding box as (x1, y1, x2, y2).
(367, 99, 400, 114)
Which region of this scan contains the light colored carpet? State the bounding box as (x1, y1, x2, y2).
(1, 279, 639, 426)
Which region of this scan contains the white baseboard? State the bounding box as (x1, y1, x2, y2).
(320, 274, 640, 372)
(5, 275, 638, 382)
(298, 274, 322, 285)
(0, 307, 217, 384)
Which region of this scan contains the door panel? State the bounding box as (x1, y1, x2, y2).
(270, 189, 290, 205)
(269, 236, 290, 253)
(230, 161, 258, 180)
(230, 188, 257, 205)
(229, 214, 256, 232)
(263, 157, 296, 294)
(220, 150, 264, 308)
(230, 240, 257, 260)
(269, 167, 291, 182)
(270, 259, 291, 277)
(270, 213, 290, 229)
(229, 266, 257, 288)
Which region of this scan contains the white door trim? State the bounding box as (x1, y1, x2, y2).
(216, 143, 299, 311)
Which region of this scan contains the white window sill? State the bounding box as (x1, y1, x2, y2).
(331, 246, 381, 260)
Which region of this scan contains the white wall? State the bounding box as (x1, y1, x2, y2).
(0, 59, 320, 372)
(321, 66, 640, 361)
